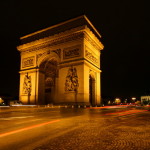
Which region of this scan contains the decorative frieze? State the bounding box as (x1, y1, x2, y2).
(83, 32, 104, 50)
(85, 50, 98, 65)
(52, 49, 61, 58)
(36, 50, 50, 61)
(36, 49, 61, 62)
(22, 56, 35, 68)
(63, 45, 80, 59)
(19, 32, 84, 52)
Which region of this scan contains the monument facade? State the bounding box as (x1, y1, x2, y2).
(17, 15, 104, 106)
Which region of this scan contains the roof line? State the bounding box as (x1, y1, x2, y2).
(83, 15, 101, 38)
(20, 15, 101, 39)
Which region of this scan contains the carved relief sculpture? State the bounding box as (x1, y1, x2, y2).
(36, 50, 50, 61)
(22, 73, 32, 95)
(63, 45, 80, 59)
(22, 56, 35, 68)
(52, 49, 61, 58)
(85, 50, 98, 65)
(65, 66, 79, 92)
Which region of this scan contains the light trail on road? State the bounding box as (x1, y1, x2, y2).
(0, 119, 60, 138)
(0, 108, 149, 150)
(104, 109, 148, 116)
(118, 110, 148, 116)
(86, 105, 129, 109)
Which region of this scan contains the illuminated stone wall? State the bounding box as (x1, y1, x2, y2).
(141, 96, 150, 104)
(17, 15, 104, 106)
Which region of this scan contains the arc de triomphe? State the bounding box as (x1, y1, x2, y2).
(17, 15, 104, 106)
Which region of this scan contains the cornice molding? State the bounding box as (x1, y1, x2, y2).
(85, 26, 104, 48)
(18, 32, 84, 53)
(59, 61, 84, 69)
(17, 25, 104, 54)
(83, 29, 104, 51)
(17, 26, 86, 51)
(19, 68, 39, 74)
(84, 60, 101, 73)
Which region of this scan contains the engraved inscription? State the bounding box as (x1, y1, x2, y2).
(63, 46, 80, 59)
(22, 56, 35, 68)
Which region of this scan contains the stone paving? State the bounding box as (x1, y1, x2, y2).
(34, 109, 150, 150)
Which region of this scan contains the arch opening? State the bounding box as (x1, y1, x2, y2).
(39, 58, 58, 104)
(89, 74, 96, 106)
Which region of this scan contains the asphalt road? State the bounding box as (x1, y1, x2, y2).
(0, 106, 150, 150)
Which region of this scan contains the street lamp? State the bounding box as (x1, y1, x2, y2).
(132, 97, 136, 104)
(0, 97, 4, 104)
(115, 98, 121, 104)
(108, 100, 111, 105)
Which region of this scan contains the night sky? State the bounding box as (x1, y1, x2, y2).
(0, 0, 149, 100)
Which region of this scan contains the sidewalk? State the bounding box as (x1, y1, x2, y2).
(0, 105, 149, 113)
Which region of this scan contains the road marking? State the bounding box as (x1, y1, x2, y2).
(86, 105, 129, 109)
(15, 119, 43, 124)
(0, 119, 60, 138)
(0, 116, 34, 120)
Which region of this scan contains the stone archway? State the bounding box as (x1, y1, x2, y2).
(39, 58, 58, 104)
(89, 73, 96, 106)
(18, 16, 104, 105)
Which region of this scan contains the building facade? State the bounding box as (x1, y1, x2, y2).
(17, 15, 104, 106)
(141, 95, 150, 105)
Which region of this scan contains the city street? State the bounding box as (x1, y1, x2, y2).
(0, 106, 150, 150)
